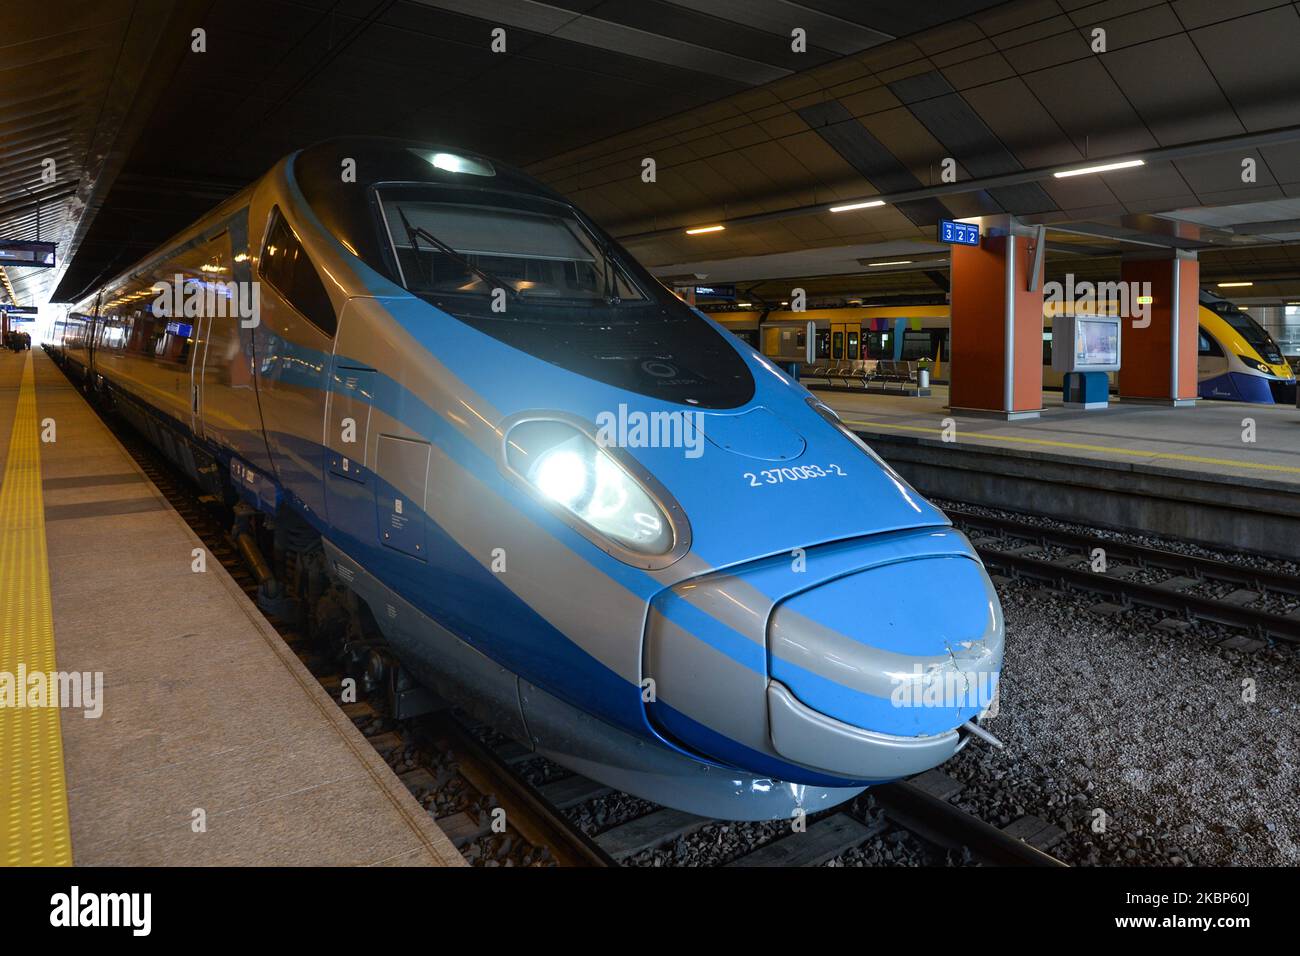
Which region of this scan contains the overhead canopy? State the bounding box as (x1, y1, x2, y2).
(2, 0, 1299, 308)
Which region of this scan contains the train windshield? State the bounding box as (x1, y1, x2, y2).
(371, 184, 755, 408)
(379, 191, 645, 305)
(1221, 311, 1283, 364)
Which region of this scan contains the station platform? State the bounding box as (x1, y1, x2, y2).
(0, 348, 464, 866)
(818, 385, 1300, 559)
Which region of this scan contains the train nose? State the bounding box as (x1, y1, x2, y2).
(766, 556, 1001, 779)
(643, 529, 1003, 785)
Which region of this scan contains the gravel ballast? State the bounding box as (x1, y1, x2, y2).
(953, 574, 1300, 865)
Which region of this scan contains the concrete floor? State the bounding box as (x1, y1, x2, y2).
(2, 348, 463, 866)
(820, 385, 1300, 487)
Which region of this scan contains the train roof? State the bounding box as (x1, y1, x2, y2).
(68, 138, 558, 308)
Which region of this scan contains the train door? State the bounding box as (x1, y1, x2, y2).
(194, 222, 277, 476)
(254, 205, 337, 518)
(84, 293, 102, 378)
(847, 326, 861, 360)
(831, 323, 846, 361)
(190, 235, 226, 440)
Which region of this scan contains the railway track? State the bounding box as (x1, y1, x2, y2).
(944, 504, 1300, 645)
(69, 367, 1066, 867)
(465, 728, 1066, 867)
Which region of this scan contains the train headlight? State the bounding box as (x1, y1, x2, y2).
(505, 418, 684, 561)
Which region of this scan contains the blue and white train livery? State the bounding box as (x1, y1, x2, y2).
(49, 139, 1004, 819)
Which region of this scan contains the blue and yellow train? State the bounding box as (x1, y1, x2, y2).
(712, 293, 1295, 403)
(47, 138, 1003, 820)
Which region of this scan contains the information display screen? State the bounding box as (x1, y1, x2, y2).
(0, 240, 56, 268)
(1076, 319, 1119, 367)
(1052, 315, 1121, 373)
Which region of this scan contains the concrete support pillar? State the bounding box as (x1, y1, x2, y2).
(1117, 252, 1198, 405)
(949, 220, 1045, 419)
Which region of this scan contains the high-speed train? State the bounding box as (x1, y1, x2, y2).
(716, 293, 1297, 403)
(48, 138, 1003, 820)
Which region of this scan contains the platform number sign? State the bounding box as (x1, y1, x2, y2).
(938, 219, 980, 247)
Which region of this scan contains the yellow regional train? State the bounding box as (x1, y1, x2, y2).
(709, 293, 1295, 404)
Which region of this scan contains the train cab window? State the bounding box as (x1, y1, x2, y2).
(1198, 329, 1223, 357)
(259, 209, 337, 336)
(379, 192, 645, 304)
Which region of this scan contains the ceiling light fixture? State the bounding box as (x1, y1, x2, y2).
(1217, 281, 1253, 288)
(1052, 159, 1145, 178)
(869, 260, 913, 267)
(685, 225, 725, 235)
(828, 200, 886, 213)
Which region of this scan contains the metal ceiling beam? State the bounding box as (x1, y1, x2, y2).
(47, 0, 211, 304)
(616, 123, 1300, 243)
(1231, 218, 1300, 235)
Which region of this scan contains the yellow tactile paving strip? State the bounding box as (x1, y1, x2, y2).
(0, 352, 72, 866)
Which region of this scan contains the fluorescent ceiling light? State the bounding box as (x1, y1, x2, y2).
(1052, 159, 1145, 178)
(685, 224, 725, 235)
(1217, 281, 1253, 287)
(869, 260, 912, 267)
(829, 200, 886, 213)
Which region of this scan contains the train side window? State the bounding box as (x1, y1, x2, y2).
(259, 208, 337, 336)
(1198, 328, 1222, 357)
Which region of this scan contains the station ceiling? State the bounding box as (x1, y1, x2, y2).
(530, 0, 1300, 301)
(2, 0, 1299, 310)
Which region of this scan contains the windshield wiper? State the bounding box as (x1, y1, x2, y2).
(396, 207, 521, 301)
(593, 236, 629, 306)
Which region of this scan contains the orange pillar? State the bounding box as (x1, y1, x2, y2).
(949, 223, 1045, 419)
(1117, 253, 1198, 405)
